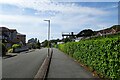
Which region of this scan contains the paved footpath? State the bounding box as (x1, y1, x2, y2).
(47, 48, 96, 78)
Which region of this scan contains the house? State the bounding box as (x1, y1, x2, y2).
(0, 27, 10, 41)
(75, 37, 83, 42)
(9, 29, 20, 46)
(62, 32, 77, 39)
(57, 42, 64, 44)
(10, 29, 17, 41)
(27, 38, 38, 49)
(96, 28, 117, 36)
(0, 27, 26, 48)
(0, 27, 12, 48)
(95, 25, 120, 36)
(17, 33, 26, 45)
(96, 32, 102, 36)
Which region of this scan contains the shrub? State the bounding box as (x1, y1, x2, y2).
(7, 48, 13, 53)
(12, 44, 21, 49)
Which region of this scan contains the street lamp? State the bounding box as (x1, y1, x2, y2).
(44, 20, 50, 56)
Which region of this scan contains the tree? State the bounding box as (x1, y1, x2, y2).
(77, 29, 94, 37)
(36, 40, 41, 49)
(27, 38, 40, 49)
(62, 37, 72, 43)
(41, 40, 48, 47)
(28, 38, 37, 43)
(50, 39, 60, 44)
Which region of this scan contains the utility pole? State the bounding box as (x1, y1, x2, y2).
(44, 20, 50, 56)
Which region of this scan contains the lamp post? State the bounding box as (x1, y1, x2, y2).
(44, 20, 50, 56)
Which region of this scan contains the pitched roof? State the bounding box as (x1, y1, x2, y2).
(17, 33, 26, 36)
(95, 25, 120, 34)
(0, 27, 10, 32)
(9, 29, 17, 32)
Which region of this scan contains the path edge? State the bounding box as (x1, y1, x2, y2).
(34, 48, 53, 80)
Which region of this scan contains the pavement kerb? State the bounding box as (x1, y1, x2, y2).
(34, 48, 53, 80)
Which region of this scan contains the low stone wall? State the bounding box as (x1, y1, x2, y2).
(14, 46, 29, 53)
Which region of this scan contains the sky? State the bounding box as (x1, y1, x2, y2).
(0, 0, 119, 42)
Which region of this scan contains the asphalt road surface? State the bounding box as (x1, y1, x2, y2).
(2, 48, 47, 78)
(47, 48, 96, 78)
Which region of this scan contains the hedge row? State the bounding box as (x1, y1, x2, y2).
(58, 37, 120, 78)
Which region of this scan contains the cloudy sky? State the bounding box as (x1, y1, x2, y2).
(0, 0, 119, 42)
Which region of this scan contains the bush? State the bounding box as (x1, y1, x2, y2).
(58, 35, 120, 78)
(12, 44, 21, 49)
(7, 48, 13, 53)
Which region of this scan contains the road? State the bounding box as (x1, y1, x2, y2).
(2, 48, 97, 79)
(47, 48, 96, 78)
(2, 48, 47, 78)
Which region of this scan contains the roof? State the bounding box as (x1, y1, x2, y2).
(9, 29, 17, 32)
(0, 27, 10, 32)
(94, 25, 120, 34)
(17, 33, 26, 36)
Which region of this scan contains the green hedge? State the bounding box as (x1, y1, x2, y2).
(58, 37, 120, 78)
(12, 44, 21, 49)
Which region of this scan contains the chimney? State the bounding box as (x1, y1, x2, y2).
(71, 32, 74, 36)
